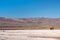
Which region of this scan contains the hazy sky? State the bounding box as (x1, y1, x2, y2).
(0, 0, 60, 18)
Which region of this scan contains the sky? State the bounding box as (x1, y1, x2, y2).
(0, 0, 60, 18)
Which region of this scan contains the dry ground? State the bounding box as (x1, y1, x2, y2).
(0, 30, 60, 40)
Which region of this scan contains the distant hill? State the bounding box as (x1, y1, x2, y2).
(0, 17, 60, 30)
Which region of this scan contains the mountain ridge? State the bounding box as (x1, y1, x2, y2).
(0, 17, 60, 30)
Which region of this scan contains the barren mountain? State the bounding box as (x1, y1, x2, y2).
(0, 17, 60, 30)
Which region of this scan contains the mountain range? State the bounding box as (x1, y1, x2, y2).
(0, 17, 60, 30)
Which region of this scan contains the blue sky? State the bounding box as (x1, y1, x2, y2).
(0, 0, 60, 18)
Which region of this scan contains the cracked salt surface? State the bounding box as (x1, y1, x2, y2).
(0, 30, 60, 40)
(0, 36, 59, 40)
